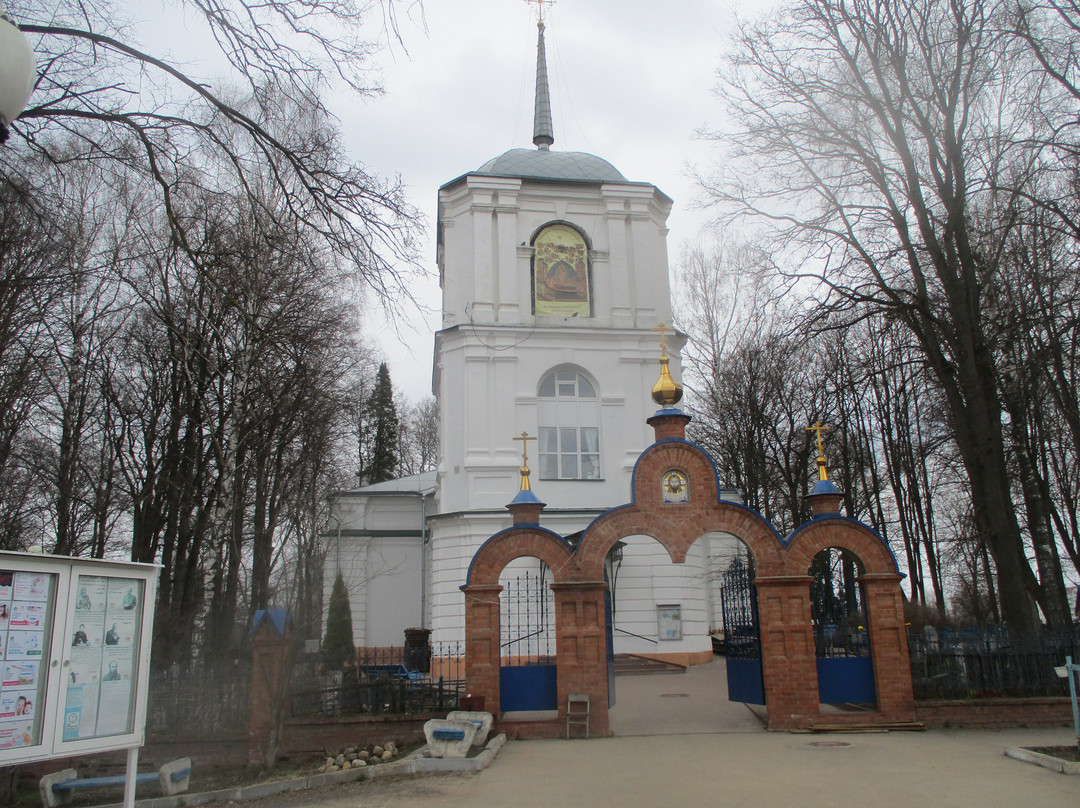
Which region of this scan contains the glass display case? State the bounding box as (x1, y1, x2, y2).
(0, 553, 157, 765)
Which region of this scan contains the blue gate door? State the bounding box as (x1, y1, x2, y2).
(720, 556, 765, 705)
(499, 569, 558, 712)
(811, 550, 876, 705)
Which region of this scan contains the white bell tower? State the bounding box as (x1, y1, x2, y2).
(427, 15, 684, 643)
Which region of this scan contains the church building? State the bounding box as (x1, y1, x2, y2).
(325, 17, 735, 666)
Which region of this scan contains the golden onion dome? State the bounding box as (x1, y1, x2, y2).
(652, 356, 683, 407)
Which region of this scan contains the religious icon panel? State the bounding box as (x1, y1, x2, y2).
(533, 224, 590, 317)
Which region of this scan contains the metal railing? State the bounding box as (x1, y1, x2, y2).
(289, 642, 466, 719)
(908, 627, 1080, 700)
(146, 659, 252, 738)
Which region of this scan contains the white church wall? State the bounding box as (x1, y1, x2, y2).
(361, 500, 424, 531)
(609, 535, 711, 657)
(323, 487, 430, 649)
(364, 535, 423, 647)
(323, 534, 370, 649)
(436, 331, 679, 514)
(438, 177, 674, 333)
(428, 512, 511, 643)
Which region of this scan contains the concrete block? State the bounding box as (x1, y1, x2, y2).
(447, 710, 494, 746)
(159, 757, 191, 796)
(39, 769, 77, 808)
(424, 718, 477, 758)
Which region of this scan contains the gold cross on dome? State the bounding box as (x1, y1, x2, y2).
(513, 431, 537, 467)
(651, 323, 672, 357)
(806, 421, 830, 457)
(525, 0, 556, 22)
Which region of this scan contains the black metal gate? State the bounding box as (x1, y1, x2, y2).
(720, 555, 765, 704)
(810, 549, 875, 705)
(499, 568, 557, 712)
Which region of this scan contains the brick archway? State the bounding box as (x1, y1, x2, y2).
(463, 411, 916, 736)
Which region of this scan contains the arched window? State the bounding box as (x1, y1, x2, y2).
(537, 370, 601, 480)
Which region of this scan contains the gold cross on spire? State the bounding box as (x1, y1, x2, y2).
(807, 421, 831, 481)
(651, 323, 672, 358)
(513, 431, 536, 467)
(525, 0, 556, 22)
(513, 431, 537, 492)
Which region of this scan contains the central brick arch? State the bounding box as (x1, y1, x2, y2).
(462, 411, 917, 736)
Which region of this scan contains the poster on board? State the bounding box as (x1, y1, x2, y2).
(61, 575, 143, 740)
(0, 569, 55, 751)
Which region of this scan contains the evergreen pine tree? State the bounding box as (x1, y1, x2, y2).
(362, 362, 399, 484)
(321, 572, 356, 672)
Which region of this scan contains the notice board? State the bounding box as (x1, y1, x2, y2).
(0, 552, 158, 765)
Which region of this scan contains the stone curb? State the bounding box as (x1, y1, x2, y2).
(1004, 746, 1080, 775)
(77, 736, 508, 808)
(412, 733, 507, 773)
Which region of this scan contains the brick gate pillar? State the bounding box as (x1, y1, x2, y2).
(861, 573, 917, 721)
(463, 584, 503, 714)
(754, 575, 819, 730)
(248, 612, 291, 769)
(551, 581, 610, 737)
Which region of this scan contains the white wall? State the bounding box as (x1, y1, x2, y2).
(364, 536, 424, 647)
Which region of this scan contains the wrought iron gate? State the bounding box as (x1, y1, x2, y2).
(720, 555, 765, 704)
(604, 572, 615, 708)
(811, 550, 876, 704)
(499, 568, 558, 711)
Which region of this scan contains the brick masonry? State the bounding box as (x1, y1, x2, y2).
(463, 411, 919, 736)
(916, 698, 1074, 729)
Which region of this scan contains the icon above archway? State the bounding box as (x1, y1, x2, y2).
(662, 469, 689, 503)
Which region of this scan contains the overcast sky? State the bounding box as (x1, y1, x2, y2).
(326, 0, 754, 401)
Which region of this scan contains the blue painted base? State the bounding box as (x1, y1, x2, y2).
(500, 664, 558, 712)
(726, 657, 766, 705)
(817, 656, 876, 704)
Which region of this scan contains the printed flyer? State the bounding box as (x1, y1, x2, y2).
(6, 631, 45, 659)
(13, 572, 48, 602)
(10, 602, 45, 628)
(1, 661, 37, 689)
(0, 719, 34, 750)
(0, 688, 36, 719)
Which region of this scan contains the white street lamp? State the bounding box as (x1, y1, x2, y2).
(0, 4, 36, 144)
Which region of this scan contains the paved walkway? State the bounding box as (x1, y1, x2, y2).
(609, 657, 764, 735)
(243, 659, 1079, 808)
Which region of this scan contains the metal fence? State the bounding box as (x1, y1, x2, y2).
(288, 642, 466, 719)
(500, 569, 556, 665)
(146, 659, 252, 739)
(908, 627, 1080, 700)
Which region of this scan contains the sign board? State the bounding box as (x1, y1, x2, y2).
(0, 552, 158, 765)
(656, 604, 683, 641)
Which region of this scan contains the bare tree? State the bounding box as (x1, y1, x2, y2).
(6, 1, 423, 305)
(397, 395, 438, 477)
(701, 0, 1058, 627)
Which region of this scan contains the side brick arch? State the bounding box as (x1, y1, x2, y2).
(783, 517, 900, 577)
(783, 517, 914, 721)
(465, 526, 575, 588)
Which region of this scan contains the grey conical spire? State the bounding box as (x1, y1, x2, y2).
(533, 19, 554, 150)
